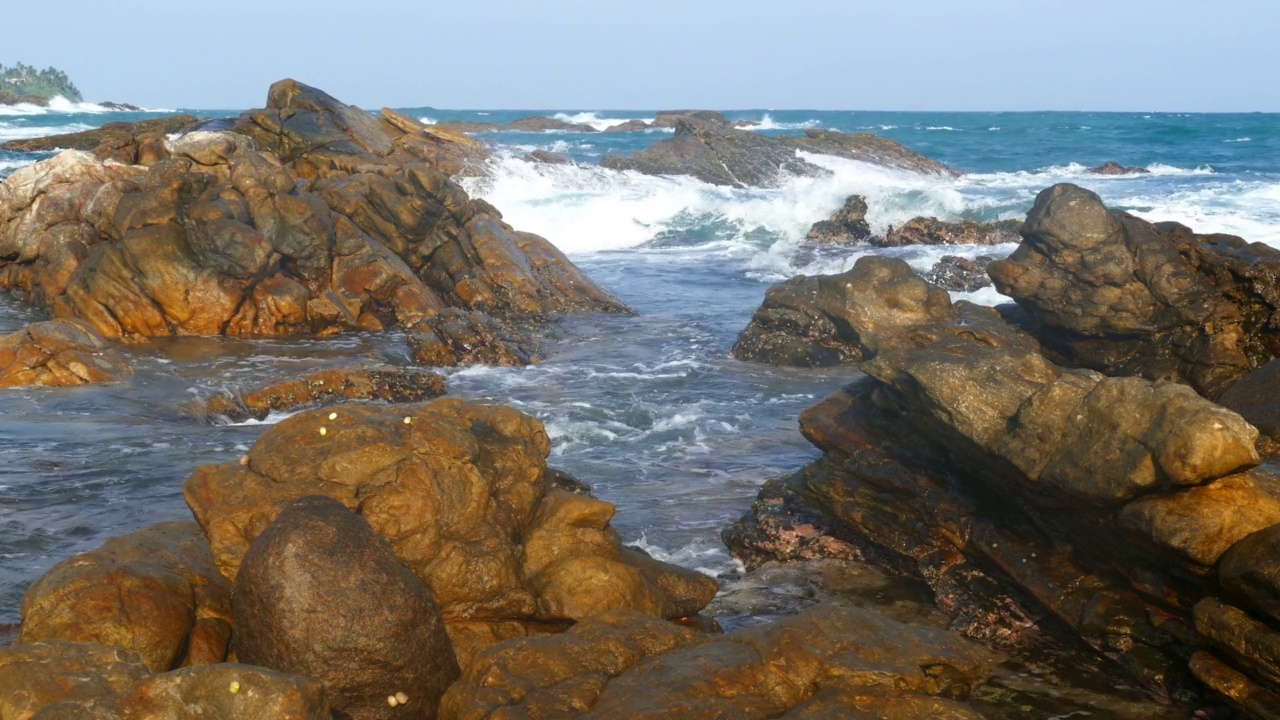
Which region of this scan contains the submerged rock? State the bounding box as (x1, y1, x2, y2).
(0, 80, 627, 368)
(601, 117, 823, 188)
(184, 398, 718, 663)
(804, 194, 871, 245)
(0, 115, 197, 153)
(651, 110, 730, 127)
(925, 255, 997, 292)
(233, 496, 458, 720)
(194, 363, 446, 422)
(0, 319, 132, 388)
(990, 183, 1280, 397)
(1088, 161, 1150, 175)
(876, 217, 1021, 248)
(602, 119, 651, 132)
(18, 522, 232, 673)
(780, 128, 959, 176)
(439, 603, 990, 719)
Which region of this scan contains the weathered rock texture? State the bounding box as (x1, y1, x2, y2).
(233, 496, 458, 720)
(184, 398, 718, 664)
(728, 255, 1280, 714)
(990, 183, 1280, 398)
(439, 116, 598, 134)
(0, 319, 132, 388)
(601, 122, 953, 187)
(0, 642, 330, 720)
(804, 194, 870, 245)
(18, 522, 231, 672)
(439, 604, 990, 719)
(0, 80, 627, 367)
(193, 362, 446, 422)
(925, 255, 997, 292)
(876, 217, 1021, 248)
(0, 115, 197, 153)
(1088, 161, 1150, 175)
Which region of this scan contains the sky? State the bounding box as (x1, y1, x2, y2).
(4, 0, 1277, 111)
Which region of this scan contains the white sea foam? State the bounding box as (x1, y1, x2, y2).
(551, 111, 652, 132)
(744, 113, 821, 131)
(1225, 137, 1251, 143)
(0, 122, 95, 142)
(418, 116, 438, 125)
(926, 126, 959, 131)
(0, 96, 174, 116)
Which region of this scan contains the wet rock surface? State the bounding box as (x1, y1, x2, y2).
(193, 362, 446, 422)
(184, 398, 718, 657)
(0, 319, 133, 388)
(0, 80, 627, 367)
(1089, 161, 1151, 175)
(876, 217, 1021, 248)
(233, 496, 458, 720)
(779, 128, 959, 176)
(440, 604, 991, 720)
(804, 194, 871, 245)
(990, 183, 1280, 397)
(0, 115, 198, 153)
(18, 522, 231, 672)
(925, 254, 997, 292)
(729, 252, 1280, 715)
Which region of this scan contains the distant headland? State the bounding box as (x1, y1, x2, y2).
(0, 62, 139, 110)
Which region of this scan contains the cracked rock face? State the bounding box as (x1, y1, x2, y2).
(0, 319, 133, 388)
(0, 80, 627, 367)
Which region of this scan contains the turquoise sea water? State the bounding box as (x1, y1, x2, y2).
(0, 104, 1277, 647)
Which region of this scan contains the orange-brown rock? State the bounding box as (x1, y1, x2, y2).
(0, 319, 132, 388)
(439, 604, 990, 720)
(18, 522, 232, 673)
(0, 115, 197, 153)
(194, 362, 446, 422)
(119, 663, 331, 719)
(183, 399, 718, 660)
(0, 641, 148, 719)
(0, 80, 628, 367)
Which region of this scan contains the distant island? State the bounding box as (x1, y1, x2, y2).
(0, 62, 83, 105)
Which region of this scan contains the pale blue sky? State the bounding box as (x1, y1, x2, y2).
(5, 0, 1276, 111)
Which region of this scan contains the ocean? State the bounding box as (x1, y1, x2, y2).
(1, 103, 1277, 640)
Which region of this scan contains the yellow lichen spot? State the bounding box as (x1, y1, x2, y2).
(329, 412, 338, 420)
(404, 416, 413, 425)
(387, 695, 399, 707)
(229, 680, 241, 693)
(395, 691, 409, 705)
(319, 426, 328, 436)
(239, 455, 249, 466)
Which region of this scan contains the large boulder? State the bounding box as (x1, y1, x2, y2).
(0, 80, 628, 367)
(804, 194, 870, 245)
(184, 398, 718, 662)
(18, 522, 232, 672)
(0, 642, 148, 719)
(875, 217, 1020, 248)
(0, 319, 132, 388)
(439, 604, 990, 719)
(193, 362, 446, 422)
(233, 496, 458, 720)
(989, 183, 1280, 397)
(601, 117, 823, 188)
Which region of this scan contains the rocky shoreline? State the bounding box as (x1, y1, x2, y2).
(2, 83, 1278, 719)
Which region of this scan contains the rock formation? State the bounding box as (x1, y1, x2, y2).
(0, 115, 198, 153)
(439, 604, 991, 719)
(193, 363, 446, 422)
(438, 116, 598, 134)
(804, 194, 871, 245)
(780, 128, 959, 176)
(1088, 161, 1150, 175)
(184, 398, 718, 666)
(990, 183, 1280, 398)
(728, 254, 1280, 715)
(0, 319, 133, 388)
(875, 217, 1021, 248)
(925, 255, 996, 292)
(0, 80, 627, 368)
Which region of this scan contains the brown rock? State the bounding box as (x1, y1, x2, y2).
(194, 363, 446, 422)
(0, 115, 196, 153)
(1194, 598, 1280, 685)
(924, 255, 997, 292)
(0, 320, 132, 388)
(876, 217, 1020, 248)
(780, 128, 959, 176)
(1088, 161, 1150, 175)
(440, 604, 990, 720)
(989, 183, 1280, 397)
(183, 399, 716, 643)
(19, 522, 231, 672)
(602, 119, 651, 132)
(1190, 651, 1280, 719)
(1119, 471, 1280, 567)
(1219, 524, 1280, 626)
(804, 194, 871, 245)
(0, 641, 148, 720)
(1218, 358, 1280, 440)
(233, 496, 458, 720)
(121, 663, 331, 719)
